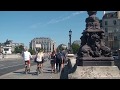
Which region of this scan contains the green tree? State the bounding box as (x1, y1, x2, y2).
(14, 46, 19, 53)
(19, 45, 24, 53)
(28, 48, 36, 55)
(71, 43, 80, 54)
(14, 45, 24, 54)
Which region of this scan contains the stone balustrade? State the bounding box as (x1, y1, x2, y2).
(60, 54, 120, 79)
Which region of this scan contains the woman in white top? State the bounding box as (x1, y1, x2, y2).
(35, 49, 44, 73)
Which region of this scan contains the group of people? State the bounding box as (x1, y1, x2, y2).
(50, 50, 66, 73)
(22, 48, 44, 73)
(22, 47, 67, 74)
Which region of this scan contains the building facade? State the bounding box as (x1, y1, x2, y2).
(102, 11, 120, 51)
(29, 37, 56, 53)
(0, 40, 24, 54)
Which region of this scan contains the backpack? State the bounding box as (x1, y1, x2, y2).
(56, 52, 62, 60)
(34, 55, 37, 62)
(34, 53, 43, 62)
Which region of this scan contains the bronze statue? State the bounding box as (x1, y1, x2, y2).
(77, 11, 114, 66)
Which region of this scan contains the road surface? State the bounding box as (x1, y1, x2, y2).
(0, 59, 36, 76)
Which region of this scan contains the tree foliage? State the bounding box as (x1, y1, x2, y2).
(14, 45, 24, 54)
(28, 47, 36, 55)
(71, 43, 80, 54)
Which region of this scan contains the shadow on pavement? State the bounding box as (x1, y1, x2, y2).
(13, 71, 37, 75)
(32, 72, 40, 75)
(43, 68, 51, 71)
(13, 71, 25, 74)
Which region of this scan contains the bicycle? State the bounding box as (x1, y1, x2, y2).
(25, 61, 30, 74)
(36, 66, 42, 75)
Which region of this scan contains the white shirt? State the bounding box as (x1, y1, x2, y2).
(23, 51, 32, 61)
(36, 52, 44, 62)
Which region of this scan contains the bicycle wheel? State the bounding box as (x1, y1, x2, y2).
(27, 68, 30, 73)
(36, 67, 39, 75)
(25, 66, 28, 74)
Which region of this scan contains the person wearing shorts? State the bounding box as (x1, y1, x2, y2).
(35, 49, 44, 73)
(22, 48, 32, 72)
(50, 51, 56, 73)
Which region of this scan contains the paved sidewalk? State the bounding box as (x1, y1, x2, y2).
(0, 58, 22, 61)
(0, 60, 60, 79)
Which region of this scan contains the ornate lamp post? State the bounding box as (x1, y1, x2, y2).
(69, 29, 72, 53)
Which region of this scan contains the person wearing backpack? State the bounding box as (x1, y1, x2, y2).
(56, 50, 63, 73)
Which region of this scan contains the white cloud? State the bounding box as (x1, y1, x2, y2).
(80, 11, 85, 13)
(72, 11, 85, 16)
(47, 16, 71, 24)
(30, 11, 85, 28)
(30, 23, 41, 29)
(47, 11, 85, 24)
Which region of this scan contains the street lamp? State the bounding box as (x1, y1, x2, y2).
(69, 29, 72, 53)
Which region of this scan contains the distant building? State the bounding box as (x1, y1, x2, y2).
(0, 39, 24, 54)
(68, 43, 70, 50)
(2, 46, 12, 54)
(29, 37, 56, 53)
(102, 11, 120, 51)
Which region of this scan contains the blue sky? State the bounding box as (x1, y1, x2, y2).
(0, 11, 114, 47)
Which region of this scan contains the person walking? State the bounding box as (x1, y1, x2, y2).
(50, 51, 56, 73)
(56, 50, 63, 73)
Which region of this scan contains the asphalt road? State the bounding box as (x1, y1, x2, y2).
(0, 59, 36, 76)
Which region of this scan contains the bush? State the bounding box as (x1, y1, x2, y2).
(28, 49, 36, 55)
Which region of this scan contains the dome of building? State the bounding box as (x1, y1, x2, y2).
(57, 44, 67, 50)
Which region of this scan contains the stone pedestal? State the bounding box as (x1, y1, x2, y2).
(66, 54, 76, 68)
(76, 57, 114, 66)
(68, 66, 120, 79)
